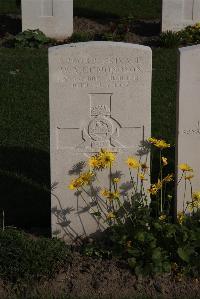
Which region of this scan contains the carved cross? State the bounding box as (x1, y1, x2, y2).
(57, 93, 144, 153)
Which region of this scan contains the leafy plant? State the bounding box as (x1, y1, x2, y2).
(14, 29, 54, 48)
(158, 31, 181, 48)
(68, 138, 200, 276)
(180, 23, 200, 45)
(69, 32, 94, 43)
(0, 228, 70, 283)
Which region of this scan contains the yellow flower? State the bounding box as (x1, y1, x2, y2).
(101, 188, 110, 197)
(192, 191, 200, 201)
(163, 173, 174, 183)
(126, 157, 140, 169)
(177, 211, 185, 225)
(185, 174, 194, 181)
(148, 179, 162, 195)
(88, 156, 100, 169)
(159, 214, 167, 221)
(68, 177, 83, 190)
(106, 212, 116, 220)
(101, 189, 120, 201)
(148, 137, 170, 150)
(148, 137, 158, 144)
(179, 163, 193, 172)
(98, 149, 116, 167)
(162, 156, 168, 166)
(154, 139, 170, 150)
(112, 191, 120, 199)
(68, 171, 94, 190)
(80, 171, 94, 185)
(139, 173, 147, 181)
(113, 177, 120, 183)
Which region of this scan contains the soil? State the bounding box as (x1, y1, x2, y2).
(0, 252, 200, 298)
(60, 252, 200, 298)
(0, 14, 160, 45)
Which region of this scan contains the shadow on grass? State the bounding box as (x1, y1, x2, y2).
(134, 20, 161, 37)
(0, 14, 21, 38)
(74, 6, 119, 20)
(0, 146, 50, 236)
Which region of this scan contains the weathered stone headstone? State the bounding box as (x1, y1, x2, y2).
(176, 45, 200, 212)
(162, 0, 200, 32)
(21, 0, 73, 40)
(49, 42, 152, 241)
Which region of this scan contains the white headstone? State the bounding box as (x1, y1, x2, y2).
(176, 45, 200, 212)
(49, 42, 152, 242)
(21, 0, 73, 40)
(162, 0, 200, 32)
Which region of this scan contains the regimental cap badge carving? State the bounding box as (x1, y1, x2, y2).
(91, 104, 111, 116)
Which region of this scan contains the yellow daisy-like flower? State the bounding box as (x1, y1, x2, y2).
(163, 173, 174, 183)
(154, 139, 170, 150)
(159, 214, 167, 221)
(148, 179, 162, 195)
(80, 171, 94, 185)
(88, 156, 100, 169)
(177, 211, 185, 225)
(148, 137, 158, 144)
(106, 212, 116, 220)
(179, 163, 193, 172)
(162, 156, 168, 166)
(126, 157, 140, 169)
(192, 191, 200, 201)
(113, 177, 120, 183)
(139, 173, 147, 181)
(99, 149, 116, 167)
(68, 177, 83, 190)
(148, 137, 170, 150)
(101, 189, 120, 201)
(101, 188, 110, 197)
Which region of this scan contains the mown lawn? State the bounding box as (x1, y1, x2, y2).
(0, 0, 161, 19)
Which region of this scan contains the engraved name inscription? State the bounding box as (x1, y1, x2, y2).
(59, 55, 148, 89)
(182, 121, 200, 135)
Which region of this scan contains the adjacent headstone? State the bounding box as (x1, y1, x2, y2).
(176, 45, 200, 212)
(162, 0, 200, 32)
(49, 42, 152, 242)
(21, 0, 73, 40)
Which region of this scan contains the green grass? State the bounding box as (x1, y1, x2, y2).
(74, 0, 161, 20)
(0, 0, 20, 14)
(0, 0, 161, 19)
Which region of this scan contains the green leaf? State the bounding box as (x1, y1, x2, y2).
(177, 247, 194, 263)
(152, 248, 162, 261)
(136, 231, 145, 242)
(128, 257, 136, 268)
